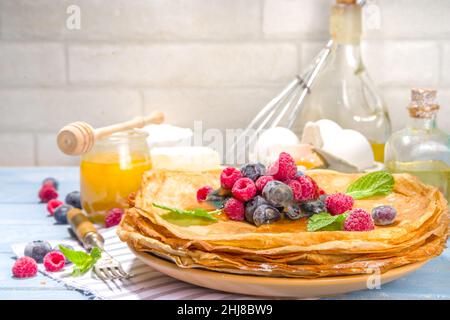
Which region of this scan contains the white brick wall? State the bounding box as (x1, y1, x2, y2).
(0, 0, 448, 166)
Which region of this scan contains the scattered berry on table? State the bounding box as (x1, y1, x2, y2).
(255, 175, 275, 193)
(105, 208, 124, 228)
(262, 180, 293, 207)
(54, 244, 74, 265)
(252, 204, 281, 226)
(325, 192, 354, 216)
(220, 167, 242, 189)
(46, 199, 63, 216)
(24, 240, 52, 263)
(301, 199, 326, 215)
(65, 191, 82, 209)
(196, 186, 213, 202)
(42, 177, 59, 190)
(295, 175, 317, 202)
(232, 178, 257, 202)
(266, 152, 297, 181)
(38, 185, 58, 203)
(12, 256, 38, 278)
(284, 204, 308, 220)
(240, 163, 266, 182)
(344, 208, 374, 231)
(371, 205, 397, 226)
(43, 251, 65, 272)
(53, 204, 73, 224)
(245, 195, 268, 224)
(286, 179, 302, 202)
(224, 198, 245, 221)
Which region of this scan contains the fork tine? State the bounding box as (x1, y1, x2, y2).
(108, 267, 123, 279)
(94, 266, 108, 281)
(116, 264, 131, 278)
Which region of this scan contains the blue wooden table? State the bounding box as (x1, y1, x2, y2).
(1, 167, 449, 300)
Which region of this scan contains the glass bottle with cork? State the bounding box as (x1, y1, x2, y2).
(294, 0, 391, 162)
(385, 88, 450, 201)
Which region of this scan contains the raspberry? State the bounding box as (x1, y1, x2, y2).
(12, 257, 38, 278)
(46, 199, 63, 216)
(286, 179, 302, 201)
(38, 185, 58, 203)
(344, 208, 375, 231)
(232, 178, 257, 202)
(266, 152, 297, 181)
(325, 193, 354, 216)
(295, 175, 316, 202)
(224, 198, 245, 221)
(255, 175, 275, 192)
(306, 176, 320, 199)
(220, 167, 242, 189)
(197, 186, 213, 202)
(318, 188, 326, 196)
(43, 251, 66, 272)
(105, 208, 124, 228)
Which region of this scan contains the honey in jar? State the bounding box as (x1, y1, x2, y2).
(80, 130, 151, 223)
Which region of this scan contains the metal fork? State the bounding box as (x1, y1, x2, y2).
(67, 208, 132, 281)
(93, 249, 132, 281)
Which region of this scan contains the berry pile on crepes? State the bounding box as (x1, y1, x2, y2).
(117, 152, 448, 278)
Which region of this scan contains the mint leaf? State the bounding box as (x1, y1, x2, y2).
(346, 171, 394, 200)
(58, 245, 102, 276)
(307, 212, 347, 232)
(153, 203, 220, 222)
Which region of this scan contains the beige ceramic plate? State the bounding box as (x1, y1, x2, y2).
(130, 247, 426, 298)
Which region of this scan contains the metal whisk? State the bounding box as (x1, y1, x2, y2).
(226, 39, 333, 164)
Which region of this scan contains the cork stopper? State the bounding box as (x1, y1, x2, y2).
(330, 0, 361, 43)
(336, 0, 357, 4)
(408, 88, 440, 118)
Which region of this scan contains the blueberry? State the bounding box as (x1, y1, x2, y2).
(295, 171, 304, 177)
(284, 204, 310, 220)
(301, 199, 326, 215)
(262, 180, 293, 207)
(205, 188, 231, 209)
(245, 196, 268, 224)
(42, 177, 59, 190)
(319, 194, 328, 202)
(54, 244, 74, 265)
(54, 204, 73, 224)
(240, 163, 266, 181)
(65, 191, 81, 209)
(24, 240, 52, 263)
(252, 205, 281, 226)
(371, 205, 397, 226)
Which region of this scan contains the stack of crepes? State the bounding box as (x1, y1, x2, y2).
(117, 169, 449, 278)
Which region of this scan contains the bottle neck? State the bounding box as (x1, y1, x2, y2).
(408, 115, 438, 131)
(332, 42, 363, 69)
(330, 3, 362, 45)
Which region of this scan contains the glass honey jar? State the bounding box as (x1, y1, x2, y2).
(80, 130, 152, 223)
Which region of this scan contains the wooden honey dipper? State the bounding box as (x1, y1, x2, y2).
(57, 110, 165, 156)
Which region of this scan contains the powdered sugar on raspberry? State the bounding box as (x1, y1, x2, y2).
(43, 251, 66, 272)
(232, 178, 257, 202)
(224, 198, 245, 221)
(12, 256, 38, 278)
(296, 175, 316, 202)
(344, 208, 374, 231)
(286, 179, 302, 201)
(325, 193, 354, 215)
(266, 152, 297, 181)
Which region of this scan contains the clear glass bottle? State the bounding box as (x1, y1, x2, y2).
(80, 130, 152, 223)
(385, 88, 450, 201)
(293, 0, 391, 162)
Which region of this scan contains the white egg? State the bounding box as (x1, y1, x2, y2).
(254, 127, 300, 163)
